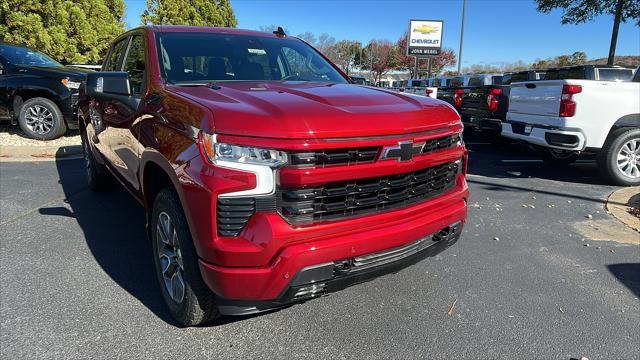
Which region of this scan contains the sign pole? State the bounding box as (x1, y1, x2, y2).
(457, 0, 466, 75)
(414, 57, 418, 78)
(428, 58, 432, 78)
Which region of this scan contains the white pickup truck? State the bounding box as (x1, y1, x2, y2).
(502, 66, 640, 186)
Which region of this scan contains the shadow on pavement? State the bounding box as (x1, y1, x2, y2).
(39, 155, 177, 325)
(607, 263, 640, 297)
(40, 153, 269, 327)
(464, 133, 608, 186)
(466, 178, 626, 206)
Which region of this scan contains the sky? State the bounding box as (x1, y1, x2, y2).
(123, 0, 640, 68)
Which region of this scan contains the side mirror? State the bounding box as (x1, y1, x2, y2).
(85, 71, 131, 97)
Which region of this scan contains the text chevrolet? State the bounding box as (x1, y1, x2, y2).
(79, 26, 469, 326)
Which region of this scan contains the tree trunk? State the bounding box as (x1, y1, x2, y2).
(607, 0, 624, 65)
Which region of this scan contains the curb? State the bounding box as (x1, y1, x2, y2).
(0, 145, 82, 162)
(606, 186, 640, 233)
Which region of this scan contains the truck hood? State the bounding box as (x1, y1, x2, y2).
(170, 82, 460, 139)
(16, 66, 92, 81)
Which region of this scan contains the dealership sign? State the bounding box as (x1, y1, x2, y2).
(407, 19, 443, 56)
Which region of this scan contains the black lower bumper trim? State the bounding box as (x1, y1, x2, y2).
(216, 222, 463, 316)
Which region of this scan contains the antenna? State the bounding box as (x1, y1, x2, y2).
(273, 26, 286, 37)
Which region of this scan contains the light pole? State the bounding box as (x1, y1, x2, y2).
(457, 0, 466, 75)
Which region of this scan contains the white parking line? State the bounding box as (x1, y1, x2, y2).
(500, 159, 594, 163)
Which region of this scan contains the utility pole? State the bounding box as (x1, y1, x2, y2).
(607, 0, 624, 65)
(457, 0, 466, 75)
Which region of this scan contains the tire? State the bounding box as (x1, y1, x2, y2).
(537, 147, 580, 166)
(18, 97, 67, 140)
(80, 128, 112, 191)
(151, 188, 220, 326)
(597, 128, 640, 186)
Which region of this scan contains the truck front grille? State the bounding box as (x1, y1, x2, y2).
(287, 133, 461, 168)
(278, 160, 460, 225)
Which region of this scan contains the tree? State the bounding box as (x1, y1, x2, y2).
(360, 39, 396, 84)
(142, 0, 237, 27)
(0, 0, 126, 64)
(429, 48, 457, 75)
(570, 51, 587, 64)
(535, 0, 640, 65)
(295, 32, 317, 45)
(326, 40, 362, 75)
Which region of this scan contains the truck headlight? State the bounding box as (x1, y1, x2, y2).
(200, 132, 287, 167)
(61, 78, 82, 90)
(200, 132, 287, 197)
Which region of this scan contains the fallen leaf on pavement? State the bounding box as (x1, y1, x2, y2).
(447, 299, 458, 316)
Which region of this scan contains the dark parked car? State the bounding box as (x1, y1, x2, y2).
(0, 43, 92, 139)
(79, 26, 469, 326)
(457, 74, 506, 135)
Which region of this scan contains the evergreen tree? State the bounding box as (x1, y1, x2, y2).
(0, 0, 126, 64)
(142, 0, 237, 27)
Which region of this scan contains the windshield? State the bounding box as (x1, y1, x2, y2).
(0, 45, 62, 67)
(156, 32, 348, 84)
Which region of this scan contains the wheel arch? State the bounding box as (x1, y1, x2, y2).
(12, 88, 63, 114)
(610, 113, 640, 132)
(139, 150, 201, 245)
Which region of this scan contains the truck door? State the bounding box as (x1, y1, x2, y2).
(100, 33, 146, 191)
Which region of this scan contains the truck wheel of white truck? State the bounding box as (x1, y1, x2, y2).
(537, 147, 580, 166)
(598, 128, 640, 186)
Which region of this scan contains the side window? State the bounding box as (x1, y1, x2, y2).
(105, 38, 128, 71)
(123, 35, 146, 96)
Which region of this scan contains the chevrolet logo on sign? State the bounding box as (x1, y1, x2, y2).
(381, 141, 425, 161)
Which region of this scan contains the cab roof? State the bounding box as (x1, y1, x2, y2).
(136, 25, 287, 39)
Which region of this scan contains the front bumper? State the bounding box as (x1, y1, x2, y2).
(501, 122, 586, 151)
(198, 178, 468, 309)
(214, 221, 463, 315)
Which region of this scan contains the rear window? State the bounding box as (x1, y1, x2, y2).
(449, 77, 464, 87)
(467, 76, 484, 87)
(544, 67, 585, 80)
(596, 68, 633, 81)
(491, 75, 503, 85)
(432, 79, 442, 87)
(504, 72, 529, 84)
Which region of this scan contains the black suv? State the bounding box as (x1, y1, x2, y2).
(0, 43, 93, 139)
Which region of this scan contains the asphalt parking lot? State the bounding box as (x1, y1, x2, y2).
(1, 139, 638, 359)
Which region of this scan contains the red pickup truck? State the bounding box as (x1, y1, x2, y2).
(79, 26, 468, 326)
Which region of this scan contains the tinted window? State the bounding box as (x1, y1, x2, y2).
(157, 32, 347, 84)
(123, 35, 146, 96)
(597, 68, 633, 81)
(0, 44, 61, 67)
(502, 71, 529, 85)
(468, 76, 485, 87)
(106, 38, 128, 71)
(449, 77, 464, 87)
(432, 79, 441, 87)
(545, 67, 585, 80)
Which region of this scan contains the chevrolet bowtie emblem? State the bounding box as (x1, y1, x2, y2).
(381, 141, 425, 161)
